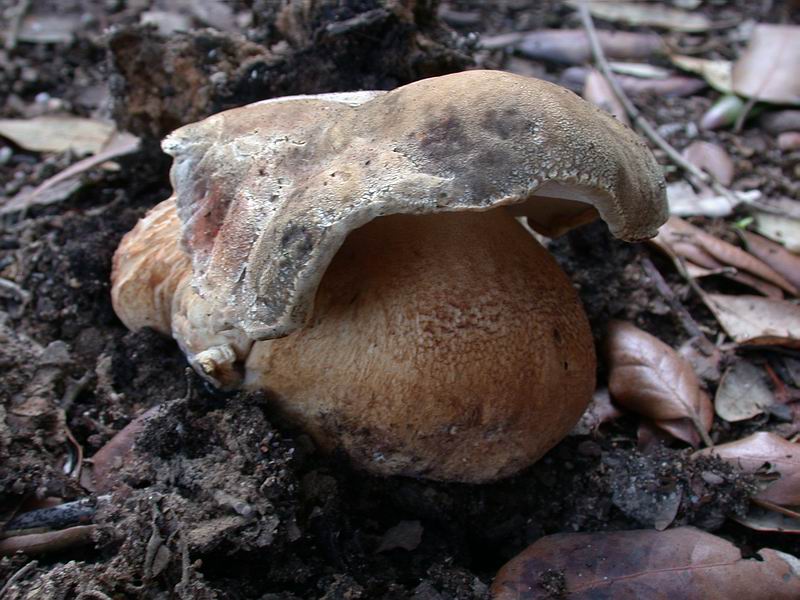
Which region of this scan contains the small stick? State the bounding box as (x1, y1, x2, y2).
(0, 560, 37, 596)
(752, 497, 800, 520)
(576, 4, 743, 209)
(4, 0, 31, 51)
(641, 256, 713, 351)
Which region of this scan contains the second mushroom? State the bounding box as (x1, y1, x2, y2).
(112, 70, 667, 483)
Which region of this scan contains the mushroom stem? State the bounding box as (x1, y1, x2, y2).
(112, 199, 596, 482)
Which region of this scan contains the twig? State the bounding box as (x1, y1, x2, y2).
(641, 256, 713, 352)
(76, 591, 113, 600)
(3, 496, 108, 538)
(0, 560, 37, 596)
(576, 4, 743, 209)
(4, 0, 31, 51)
(752, 497, 800, 520)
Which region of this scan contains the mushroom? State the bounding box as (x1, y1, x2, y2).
(112, 70, 667, 482)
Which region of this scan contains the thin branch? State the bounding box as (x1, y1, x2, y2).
(0, 560, 37, 597)
(576, 3, 743, 209)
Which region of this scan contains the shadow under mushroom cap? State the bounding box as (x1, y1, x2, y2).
(163, 69, 667, 340)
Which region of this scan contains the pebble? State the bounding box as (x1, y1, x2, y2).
(777, 131, 800, 151)
(0, 146, 11, 166)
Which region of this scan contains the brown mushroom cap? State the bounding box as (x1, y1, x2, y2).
(163, 70, 666, 340)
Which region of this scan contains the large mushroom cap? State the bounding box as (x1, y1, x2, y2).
(163, 70, 667, 340)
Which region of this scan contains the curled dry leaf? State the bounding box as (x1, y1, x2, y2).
(681, 141, 735, 186)
(0, 116, 116, 155)
(376, 520, 423, 553)
(607, 321, 713, 447)
(704, 294, 800, 348)
(696, 432, 800, 506)
(732, 25, 800, 105)
(567, 1, 712, 32)
(753, 212, 800, 254)
(742, 231, 800, 291)
(666, 181, 758, 218)
(700, 94, 745, 131)
(562, 67, 705, 98)
(777, 132, 800, 151)
(670, 54, 733, 94)
(570, 388, 623, 436)
(656, 217, 798, 296)
(760, 109, 800, 135)
(734, 504, 800, 534)
(80, 405, 160, 492)
(491, 527, 800, 600)
(517, 29, 662, 65)
(714, 359, 775, 422)
(583, 68, 630, 126)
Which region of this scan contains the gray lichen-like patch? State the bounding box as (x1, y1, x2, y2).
(162, 70, 667, 340)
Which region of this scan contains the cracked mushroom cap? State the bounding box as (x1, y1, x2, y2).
(163, 70, 667, 340)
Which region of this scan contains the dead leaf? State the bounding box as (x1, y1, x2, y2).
(609, 62, 671, 79)
(715, 360, 775, 422)
(0, 116, 115, 155)
(753, 212, 800, 253)
(81, 405, 160, 492)
(734, 505, 800, 534)
(607, 320, 713, 447)
(571, 388, 623, 436)
(569, 1, 712, 32)
(15, 14, 80, 44)
(492, 527, 800, 600)
(704, 294, 800, 347)
(778, 132, 800, 150)
(517, 29, 663, 65)
(742, 231, 800, 290)
(0, 132, 140, 216)
(760, 109, 800, 135)
(732, 24, 800, 105)
(563, 67, 706, 98)
(666, 181, 758, 218)
(679, 337, 723, 384)
(701, 94, 746, 130)
(657, 217, 798, 296)
(697, 432, 800, 506)
(583, 68, 629, 126)
(670, 54, 733, 93)
(682, 141, 735, 186)
(376, 520, 423, 553)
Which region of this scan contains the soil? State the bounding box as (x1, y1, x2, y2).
(1, 1, 799, 598)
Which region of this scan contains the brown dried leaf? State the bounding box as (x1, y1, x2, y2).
(682, 141, 735, 186)
(583, 68, 630, 126)
(569, 1, 712, 32)
(0, 116, 115, 155)
(81, 405, 159, 492)
(670, 54, 733, 93)
(658, 217, 798, 296)
(733, 25, 800, 105)
(735, 505, 800, 534)
(697, 432, 800, 506)
(743, 231, 800, 291)
(753, 212, 800, 253)
(607, 321, 713, 447)
(376, 520, 423, 553)
(571, 388, 623, 436)
(704, 294, 800, 347)
(517, 29, 662, 65)
(715, 360, 775, 422)
(491, 527, 800, 600)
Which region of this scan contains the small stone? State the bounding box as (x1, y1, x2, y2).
(701, 471, 724, 485)
(0, 146, 12, 165)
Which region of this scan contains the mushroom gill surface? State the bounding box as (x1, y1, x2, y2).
(112, 199, 595, 482)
